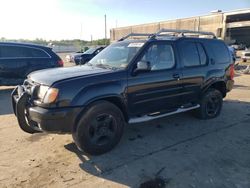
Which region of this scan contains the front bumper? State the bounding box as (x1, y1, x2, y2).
(12, 86, 81, 133)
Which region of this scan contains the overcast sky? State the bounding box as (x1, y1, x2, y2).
(0, 0, 249, 41)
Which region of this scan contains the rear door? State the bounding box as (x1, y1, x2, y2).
(27, 47, 53, 73)
(0, 45, 28, 79)
(127, 41, 184, 116)
(177, 40, 208, 105)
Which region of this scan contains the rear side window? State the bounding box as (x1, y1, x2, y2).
(0, 45, 50, 58)
(179, 42, 200, 67)
(29, 48, 50, 58)
(179, 41, 208, 67)
(0, 46, 27, 58)
(207, 41, 230, 63)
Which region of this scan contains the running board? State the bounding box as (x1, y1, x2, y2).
(128, 104, 200, 124)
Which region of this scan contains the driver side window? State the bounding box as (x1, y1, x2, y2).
(140, 44, 175, 71)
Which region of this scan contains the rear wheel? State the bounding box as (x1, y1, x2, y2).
(195, 89, 223, 119)
(73, 101, 125, 155)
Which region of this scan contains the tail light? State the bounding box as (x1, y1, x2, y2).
(57, 60, 64, 67)
(229, 64, 235, 80)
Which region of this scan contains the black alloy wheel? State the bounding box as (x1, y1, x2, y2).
(73, 101, 125, 155)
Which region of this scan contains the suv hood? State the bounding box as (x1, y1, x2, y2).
(28, 65, 111, 86)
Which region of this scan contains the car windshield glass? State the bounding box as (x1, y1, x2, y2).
(84, 48, 97, 54)
(88, 41, 144, 69)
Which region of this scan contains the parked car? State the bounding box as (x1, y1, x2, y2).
(228, 46, 236, 62)
(241, 50, 250, 62)
(12, 29, 234, 155)
(65, 51, 83, 63)
(231, 43, 246, 50)
(73, 47, 104, 65)
(0, 42, 63, 86)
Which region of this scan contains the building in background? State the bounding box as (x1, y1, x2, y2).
(110, 8, 250, 46)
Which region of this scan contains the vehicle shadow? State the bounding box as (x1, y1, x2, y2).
(0, 87, 14, 116)
(64, 99, 250, 187)
(233, 84, 250, 90)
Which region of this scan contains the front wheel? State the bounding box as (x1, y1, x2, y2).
(16, 92, 41, 134)
(73, 101, 125, 155)
(195, 89, 223, 119)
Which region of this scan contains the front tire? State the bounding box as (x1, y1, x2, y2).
(73, 101, 125, 155)
(16, 92, 41, 134)
(195, 89, 223, 119)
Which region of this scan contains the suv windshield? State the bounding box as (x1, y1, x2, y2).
(84, 48, 97, 54)
(88, 41, 144, 69)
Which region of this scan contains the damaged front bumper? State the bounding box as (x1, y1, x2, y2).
(12, 85, 81, 134)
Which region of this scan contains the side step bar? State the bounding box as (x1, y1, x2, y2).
(128, 104, 200, 124)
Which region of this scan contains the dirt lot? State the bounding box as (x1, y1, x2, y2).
(1, 72, 250, 188)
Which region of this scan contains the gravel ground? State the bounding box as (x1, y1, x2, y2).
(0, 73, 250, 188)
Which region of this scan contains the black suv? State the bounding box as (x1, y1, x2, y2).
(74, 47, 105, 65)
(12, 29, 234, 155)
(0, 42, 63, 86)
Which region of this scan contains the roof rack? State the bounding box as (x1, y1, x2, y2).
(118, 29, 216, 41)
(118, 33, 154, 41)
(152, 29, 216, 39)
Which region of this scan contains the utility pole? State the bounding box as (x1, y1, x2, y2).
(80, 23, 83, 51)
(104, 14, 107, 45)
(80, 23, 83, 40)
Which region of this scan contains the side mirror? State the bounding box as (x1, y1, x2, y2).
(134, 61, 151, 74)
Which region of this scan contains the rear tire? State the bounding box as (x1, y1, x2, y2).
(73, 101, 125, 155)
(195, 89, 223, 119)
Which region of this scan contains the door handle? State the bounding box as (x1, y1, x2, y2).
(172, 73, 180, 79)
(210, 58, 215, 65)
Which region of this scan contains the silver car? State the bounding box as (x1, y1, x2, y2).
(242, 50, 250, 62)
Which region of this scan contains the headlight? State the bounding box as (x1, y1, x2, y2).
(38, 85, 49, 99)
(38, 85, 59, 104)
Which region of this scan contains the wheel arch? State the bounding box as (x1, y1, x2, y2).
(72, 95, 128, 133)
(203, 80, 227, 98)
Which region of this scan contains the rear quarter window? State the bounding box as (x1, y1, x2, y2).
(29, 48, 50, 58)
(206, 41, 230, 64)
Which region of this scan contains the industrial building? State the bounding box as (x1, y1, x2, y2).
(110, 8, 250, 46)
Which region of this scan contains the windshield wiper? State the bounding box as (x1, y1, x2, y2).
(95, 63, 118, 70)
(86, 62, 93, 66)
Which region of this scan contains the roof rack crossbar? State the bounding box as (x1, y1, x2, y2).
(118, 33, 154, 41)
(118, 29, 216, 41)
(152, 29, 216, 39)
